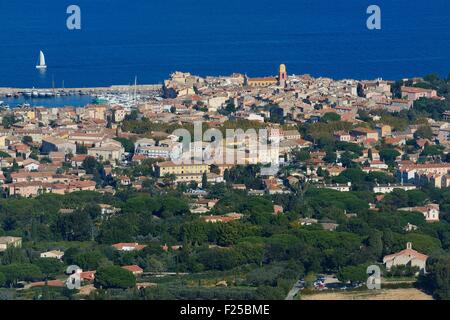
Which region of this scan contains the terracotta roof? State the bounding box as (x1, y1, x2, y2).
(29, 280, 65, 288)
(122, 265, 143, 273)
(80, 271, 96, 281)
(384, 248, 428, 262)
(401, 86, 435, 94)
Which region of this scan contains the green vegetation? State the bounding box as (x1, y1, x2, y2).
(94, 266, 136, 289)
(114, 137, 135, 154)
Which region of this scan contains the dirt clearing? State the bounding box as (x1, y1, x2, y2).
(301, 288, 432, 300)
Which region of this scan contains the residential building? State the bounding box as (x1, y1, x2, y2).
(383, 242, 428, 273)
(40, 250, 65, 259)
(401, 86, 438, 102)
(112, 243, 147, 251)
(398, 204, 440, 222)
(155, 161, 209, 177)
(0, 236, 22, 252)
(373, 183, 416, 194)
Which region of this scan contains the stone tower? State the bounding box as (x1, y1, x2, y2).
(278, 64, 287, 88)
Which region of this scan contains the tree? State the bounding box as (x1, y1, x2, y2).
(366, 230, 383, 260)
(162, 173, 176, 187)
(76, 143, 88, 155)
(201, 172, 208, 189)
(269, 106, 284, 124)
(147, 257, 165, 273)
(125, 110, 139, 121)
(337, 264, 367, 284)
(421, 145, 444, 158)
(216, 222, 242, 246)
(122, 194, 160, 215)
(181, 222, 208, 246)
(40, 157, 52, 164)
(72, 251, 109, 270)
(34, 258, 64, 280)
(387, 265, 419, 277)
(413, 98, 450, 121)
(0, 264, 43, 286)
(56, 211, 93, 241)
(2, 115, 17, 129)
(94, 266, 136, 289)
(340, 151, 358, 168)
(380, 148, 400, 165)
(97, 216, 136, 244)
(0, 272, 5, 287)
(0, 151, 11, 158)
(323, 150, 337, 164)
(197, 248, 243, 271)
(82, 156, 100, 175)
(22, 136, 33, 145)
(418, 255, 450, 300)
(291, 148, 310, 163)
(406, 189, 428, 207)
(220, 101, 236, 116)
(414, 126, 433, 140)
(321, 112, 341, 123)
(114, 138, 135, 154)
(1, 246, 26, 265)
(157, 196, 190, 218)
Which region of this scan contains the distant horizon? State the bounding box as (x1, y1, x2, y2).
(1, 0, 450, 88)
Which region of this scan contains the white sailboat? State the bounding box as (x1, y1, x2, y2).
(36, 50, 47, 69)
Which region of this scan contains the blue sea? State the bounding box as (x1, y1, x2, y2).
(0, 0, 450, 88)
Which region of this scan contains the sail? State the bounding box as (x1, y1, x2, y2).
(39, 51, 46, 67)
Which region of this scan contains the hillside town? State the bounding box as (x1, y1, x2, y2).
(1, 66, 450, 211)
(0, 65, 450, 300)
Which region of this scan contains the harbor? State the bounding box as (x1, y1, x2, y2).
(0, 84, 162, 97)
(0, 84, 163, 108)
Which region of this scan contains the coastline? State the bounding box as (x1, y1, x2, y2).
(0, 84, 162, 96)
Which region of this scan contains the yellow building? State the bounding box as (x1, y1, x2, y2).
(156, 161, 210, 177)
(247, 77, 278, 87)
(246, 64, 287, 87)
(377, 125, 392, 138)
(0, 136, 7, 148)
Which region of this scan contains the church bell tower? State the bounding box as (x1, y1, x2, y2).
(278, 64, 287, 88)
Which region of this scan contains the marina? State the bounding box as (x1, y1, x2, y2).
(0, 95, 95, 108)
(0, 84, 162, 108)
(0, 84, 162, 97)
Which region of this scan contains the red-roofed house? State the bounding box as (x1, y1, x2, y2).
(351, 127, 379, 143)
(398, 204, 440, 222)
(80, 271, 96, 282)
(122, 265, 144, 276)
(273, 205, 284, 215)
(383, 242, 428, 273)
(401, 86, 437, 102)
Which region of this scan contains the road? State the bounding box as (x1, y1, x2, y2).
(285, 280, 304, 300)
